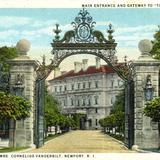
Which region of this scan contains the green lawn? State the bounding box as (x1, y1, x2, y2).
(0, 147, 29, 153)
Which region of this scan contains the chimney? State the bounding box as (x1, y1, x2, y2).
(54, 67, 61, 78)
(74, 62, 82, 73)
(82, 59, 88, 71)
(95, 57, 101, 69)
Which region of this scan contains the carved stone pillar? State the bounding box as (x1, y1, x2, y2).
(8, 39, 38, 147)
(133, 39, 160, 149)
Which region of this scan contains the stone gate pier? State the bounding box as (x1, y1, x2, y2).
(133, 39, 160, 149)
(8, 39, 38, 147)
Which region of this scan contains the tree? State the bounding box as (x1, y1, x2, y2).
(99, 89, 125, 135)
(0, 46, 18, 72)
(0, 46, 18, 92)
(44, 92, 60, 134)
(144, 97, 160, 122)
(111, 89, 125, 114)
(0, 91, 32, 148)
(0, 92, 31, 122)
(114, 111, 125, 133)
(150, 26, 160, 59)
(71, 113, 86, 129)
(58, 115, 76, 132)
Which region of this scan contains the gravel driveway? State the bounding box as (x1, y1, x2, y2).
(30, 130, 133, 153)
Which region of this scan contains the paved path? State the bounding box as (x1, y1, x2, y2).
(30, 130, 134, 153)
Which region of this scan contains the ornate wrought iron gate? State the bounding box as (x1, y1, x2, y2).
(125, 80, 134, 149)
(35, 78, 45, 148)
(37, 8, 135, 148)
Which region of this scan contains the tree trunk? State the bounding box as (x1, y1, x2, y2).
(158, 122, 160, 148)
(55, 125, 57, 134)
(12, 120, 16, 148)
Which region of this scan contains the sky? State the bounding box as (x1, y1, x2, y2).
(0, 8, 159, 74)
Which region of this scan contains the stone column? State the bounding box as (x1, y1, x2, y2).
(133, 39, 160, 149)
(8, 39, 38, 147)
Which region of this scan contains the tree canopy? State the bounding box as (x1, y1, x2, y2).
(144, 97, 160, 122)
(0, 46, 18, 72)
(143, 26, 160, 123)
(150, 26, 160, 59)
(45, 92, 60, 127)
(111, 90, 125, 114)
(44, 91, 76, 132)
(0, 92, 31, 122)
(99, 89, 125, 133)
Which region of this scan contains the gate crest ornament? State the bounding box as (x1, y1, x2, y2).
(72, 8, 95, 42)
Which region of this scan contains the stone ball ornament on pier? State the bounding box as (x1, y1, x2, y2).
(16, 39, 31, 55)
(138, 39, 153, 56)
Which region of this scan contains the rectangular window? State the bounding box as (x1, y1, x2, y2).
(54, 86, 57, 92)
(71, 99, 74, 106)
(64, 100, 66, 106)
(71, 84, 74, 90)
(95, 81, 98, 88)
(59, 86, 62, 92)
(118, 80, 122, 87)
(77, 100, 80, 106)
(95, 119, 98, 126)
(83, 82, 86, 89)
(95, 108, 98, 113)
(77, 83, 81, 90)
(111, 97, 115, 104)
(82, 99, 85, 106)
(64, 85, 67, 91)
(88, 82, 91, 88)
(95, 96, 98, 105)
(111, 80, 114, 88)
(88, 98, 91, 106)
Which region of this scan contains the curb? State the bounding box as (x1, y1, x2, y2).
(104, 133, 159, 153)
(134, 148, 152, 153)
(105, 134, 129, 150)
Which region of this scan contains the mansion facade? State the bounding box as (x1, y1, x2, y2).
(48, 57, 123, 129)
